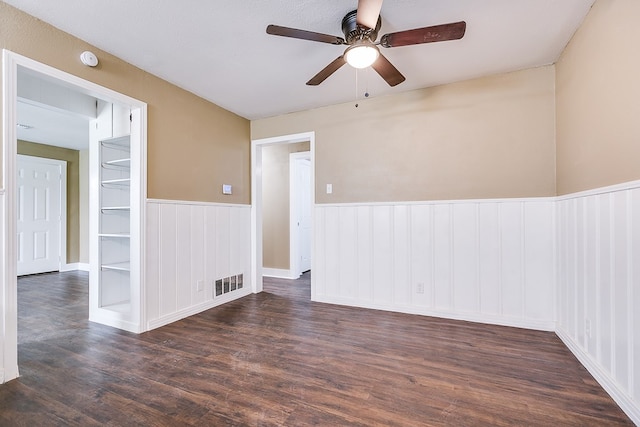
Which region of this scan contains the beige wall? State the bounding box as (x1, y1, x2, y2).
(17, 141, 81, 263)
(556, 0, 640, 194)
(262, 142, 310, 270)
(0, 3, 250, 203)
(252, 66, 556, 203)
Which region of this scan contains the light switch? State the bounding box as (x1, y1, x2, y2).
(326, 184, 333, 194)
(222, 184, 232, 195)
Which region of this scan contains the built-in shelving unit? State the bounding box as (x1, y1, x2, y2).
(88, 100, 144, 334)
(97, 134, 132, 314)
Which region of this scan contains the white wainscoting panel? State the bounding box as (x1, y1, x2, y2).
(314, 199, 556, 330)
(0, 189, 5, 383)
(556, 182, 640, 424)
(145, 199, 251, 330)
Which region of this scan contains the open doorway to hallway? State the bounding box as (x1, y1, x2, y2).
(261, 142, 311, 279)
(250, 132, 315, 296)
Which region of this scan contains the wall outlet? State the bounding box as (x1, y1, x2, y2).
(196, 280, 204, 292)
(416, 282, 425, 294)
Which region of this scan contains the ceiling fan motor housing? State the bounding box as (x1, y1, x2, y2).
(341, 10, 381, 44)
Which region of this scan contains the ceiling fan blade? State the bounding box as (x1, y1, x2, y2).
(371, 53, 405, 87)
(267, 24, 345, 45)
(356, 0, 383, 30)
(306, 56, 347, 86)
(380, 21, 466, 48)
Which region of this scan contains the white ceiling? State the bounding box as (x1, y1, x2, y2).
(17, 100, 90, 150)
(4, 0, 595, 121)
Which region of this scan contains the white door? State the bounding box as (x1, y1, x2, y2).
(292, 155, 312, 274)
(17, 155, 64, 276)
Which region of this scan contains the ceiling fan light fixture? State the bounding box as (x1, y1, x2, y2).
(344, 43, 379, 69)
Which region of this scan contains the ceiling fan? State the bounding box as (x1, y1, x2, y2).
(266, 0, 466, 87)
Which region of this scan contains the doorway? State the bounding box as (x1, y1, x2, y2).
(251, 132, 315, 296)
(2, 50, 147, 383)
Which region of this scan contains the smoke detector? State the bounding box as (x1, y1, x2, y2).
(80, 51, 99, 67)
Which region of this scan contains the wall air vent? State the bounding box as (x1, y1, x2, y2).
(215, 273, 244, 297)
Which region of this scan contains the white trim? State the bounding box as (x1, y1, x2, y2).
(60, 262, 90, 272)
(319, 196, 558, 208)
(2, 49, 148, 383)
(263, 268, 298, 280)
(16, 154, 67, 274)
(556, 179, 640, 201)
(147, 198, 249, 208)
(314, 294, 556, 331)
(556, 328, 640, 425)
(251, 131, 316, 297)
(3, 49, 21, 381)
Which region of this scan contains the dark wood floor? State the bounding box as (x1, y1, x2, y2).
(0, 271, 632, 426)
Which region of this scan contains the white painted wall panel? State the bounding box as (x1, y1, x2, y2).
(372, 206, 393, 304)
(632, 188, 640, 404)
(499, 203, 524, 319)
(313, 207, 326, 298)
(314, 198, 555, 330)
(433, 204, 453, 310)
(339, 207, 358, 300)
(215, 207, 231, 279)
(146, 200, 251, 330)
(613, 192, 629, 389)
(584, 196, 598, 357)
(324, 207, 340, 298)
(204, 205, 217, 299)
(523, 201, 555, 321)
(175, 205, 191, 312)
(478, 203, 500, 316)
(145, 202, 160, 322)
(409, 205, 432, 307)
(159, 203, 177, 316)
(556, 182, 640, 424)
(452, 204, 478, 313)
(356, 206, 373, 301)
(393, 205, 411, 306)
(190, 206, 205, 304)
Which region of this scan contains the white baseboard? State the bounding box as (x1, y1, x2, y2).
(312, 295, 556, 332)
(60, 262, 89, 272)
(88, 313, 143, 334)
(556, 328, 640, 425)
(262, 267, 298, 280)
(147, 288, 252, 331)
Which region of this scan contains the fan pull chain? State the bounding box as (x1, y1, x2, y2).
(365, 67, 370, 99)
(355, 68, 359, 108)
(355, 68, 371, 108)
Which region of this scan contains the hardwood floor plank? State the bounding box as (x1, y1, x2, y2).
(0, 271, 632, 426)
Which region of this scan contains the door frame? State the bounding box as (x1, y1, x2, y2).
(2, 49, 148, 382)
(16, 154, 67, 275)
(289, 151, 311, 278)
(251, 132, 315, 295)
